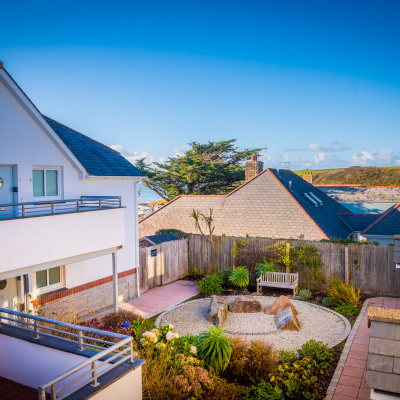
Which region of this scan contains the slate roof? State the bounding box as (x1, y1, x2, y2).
(141, 233, 180, 245)
(362, 201, 400, 235)
(44, 116, 146, 177)
(338, 213, 380, 232)
(268, 169, 353, 239)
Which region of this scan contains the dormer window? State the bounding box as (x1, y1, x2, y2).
(33, 168, 59, 197)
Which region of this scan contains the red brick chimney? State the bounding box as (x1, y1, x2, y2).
(245, 155, 264, 181)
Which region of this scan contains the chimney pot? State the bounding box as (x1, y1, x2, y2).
(251, 155, 257, 161)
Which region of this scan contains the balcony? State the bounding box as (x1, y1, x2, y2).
(0, 307, 144, 400)
(0, 197, 126, 274)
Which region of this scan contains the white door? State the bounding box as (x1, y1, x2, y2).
(0, 166, 14, 205)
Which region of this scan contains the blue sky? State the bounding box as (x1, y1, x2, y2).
(1, 0, 400, 171)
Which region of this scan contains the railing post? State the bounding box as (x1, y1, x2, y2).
(22, 204, 25, 217)
(51, 385, 57, 400)
(51, 202, 54, 214)
(91, 362, 100, 387)
(99, 198, 102, 209)
(39, 387, 46, 400)
(119, 197, 121, 208)
(129, 340, 134, 364)
(78, 329, 84, 351)
(77, 200, 79, 212)
(33, 320, 40, 339)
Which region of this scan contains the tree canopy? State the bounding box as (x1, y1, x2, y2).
(135, 139, 264, 200)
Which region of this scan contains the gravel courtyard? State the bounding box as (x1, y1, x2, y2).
(156, 296, 350, 350)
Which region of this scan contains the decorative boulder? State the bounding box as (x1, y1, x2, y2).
(273, 306, 301, 331)
(228, 295, 265, 313)
(265, 295, 299, 316)
(208, 295, 228, 327)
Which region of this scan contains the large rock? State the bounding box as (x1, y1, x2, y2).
(208, 295, 228, 327)
(265, 295, 298, 316)
(228, 295, 265, 313)
(273, 306, 301, 331)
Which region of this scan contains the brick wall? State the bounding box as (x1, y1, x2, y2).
(140, 170, 324, 240)
(34, 269, 137, 320)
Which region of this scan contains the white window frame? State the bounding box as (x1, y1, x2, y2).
(32, 167, 61, 199)
(34, 266, 66, 295)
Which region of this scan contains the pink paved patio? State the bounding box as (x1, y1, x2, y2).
(329, 297, 400, 400)
(120, 280, 198, 317)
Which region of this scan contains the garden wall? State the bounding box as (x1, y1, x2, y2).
(188, 234, 400, 296)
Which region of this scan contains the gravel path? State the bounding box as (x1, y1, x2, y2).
(157, 296, 349, 350)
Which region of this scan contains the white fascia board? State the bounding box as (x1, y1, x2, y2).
(84, 176, 143, 181)
(0, 69, 87, 179)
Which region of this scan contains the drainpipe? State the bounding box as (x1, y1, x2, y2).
(134, 180, 141, 298)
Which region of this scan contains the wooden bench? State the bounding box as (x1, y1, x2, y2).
(257, 271, 299, 297)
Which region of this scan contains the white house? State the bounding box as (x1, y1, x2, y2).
(0, 61, 145, 318)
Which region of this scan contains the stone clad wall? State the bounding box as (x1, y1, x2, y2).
(316, 186, 400, 202)
(34, 272, 137, 320)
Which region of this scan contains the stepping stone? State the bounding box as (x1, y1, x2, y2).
(229, 295, 265, 313)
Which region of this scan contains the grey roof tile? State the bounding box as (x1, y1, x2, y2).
(44, 116, 146, 177)
(338, 214, 380, 232)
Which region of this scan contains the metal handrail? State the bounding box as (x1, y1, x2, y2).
(0, 196, 122, 220)
(0, 308, 135, 400)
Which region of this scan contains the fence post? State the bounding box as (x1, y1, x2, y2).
(345, 246, 349, 284)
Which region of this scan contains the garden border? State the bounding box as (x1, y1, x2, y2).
(324, 297, 374, 400)
(155, 296, 351, 347)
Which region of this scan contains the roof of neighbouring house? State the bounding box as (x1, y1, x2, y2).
(338, 213, 381, 232)
(140, 233, 180, 245)
(362, 201, 400, 235)
(268, 169, 352, 239)
(44, 116, 146, 177)
(139, 168, 354, 240)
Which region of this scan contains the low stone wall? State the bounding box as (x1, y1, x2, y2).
(316, 186, 400, 202)
(34, 270, 137, 320)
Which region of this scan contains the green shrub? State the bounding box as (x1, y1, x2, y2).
(196, 326, 232, 373)
(299, 288, 312, 301)
(214, 270, 233, 288)
(242, 380, 284, 400)
(276, 349, 298, 365)
(335, 304, 360, 317)
(229, 267, 249, 288)
(256, 257, 276, 277)
(197, 274, 224, 296)
(297, 339, 334, 370)
(322, 297, 331, 307)
(270, 356, 324, 399)
(328, 278, 361, 307)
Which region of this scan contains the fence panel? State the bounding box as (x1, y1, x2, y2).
(187, 234, 399, 296)
(139, 239, 189, 293)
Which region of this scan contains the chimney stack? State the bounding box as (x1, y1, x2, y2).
(303, 172, 313, 184)
(245, 155, 264, 181)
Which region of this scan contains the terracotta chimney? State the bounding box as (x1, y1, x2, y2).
(245, 155, 264, 181)
(303, 172, 313, 184)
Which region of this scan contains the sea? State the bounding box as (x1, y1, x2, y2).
(138, 183, 162, 203)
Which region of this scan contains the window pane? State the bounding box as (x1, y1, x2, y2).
(49, 267, 61, 285)
(36, 270, 47, 288)
(33, 170, 45, 197)
(46, 170, 58, 196)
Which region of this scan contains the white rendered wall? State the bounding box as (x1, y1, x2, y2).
(0, 334, 142, 399)
(0, 208, 125, 274)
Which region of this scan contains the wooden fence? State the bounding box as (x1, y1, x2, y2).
(139, 239, 188, 293)
(188, 234, 400, 296)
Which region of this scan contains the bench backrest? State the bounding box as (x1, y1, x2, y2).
(260, 271, 298, 284)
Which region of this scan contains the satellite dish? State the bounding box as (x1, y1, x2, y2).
(0, 280, 7, 290)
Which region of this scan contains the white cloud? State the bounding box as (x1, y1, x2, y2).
(287, 141, 349, 152)
(349, 148, 400, 166)
(173, 144, 191, 156)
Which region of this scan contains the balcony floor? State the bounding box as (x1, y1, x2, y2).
(0, 376, 50, 400)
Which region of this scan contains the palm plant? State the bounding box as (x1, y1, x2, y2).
(256, 257, 275, 277)
(196, 326, 232, 373)
(192, 208, 215, 271)
(229, 267, 249, 288)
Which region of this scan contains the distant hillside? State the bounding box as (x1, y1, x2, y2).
(294, 166, 400, 186)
